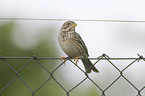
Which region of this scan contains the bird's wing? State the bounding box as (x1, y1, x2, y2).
(73, 31, 89, 56)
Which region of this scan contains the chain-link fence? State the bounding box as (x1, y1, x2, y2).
(0, 54, 145, 96)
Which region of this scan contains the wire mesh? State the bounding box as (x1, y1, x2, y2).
(1, 17, 145, 96)
(0, 54, 145, 96)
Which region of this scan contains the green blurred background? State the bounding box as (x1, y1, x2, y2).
(1, 0, 145, 96)
(0, 21, 62, 96)
(0, 21, 100, 96)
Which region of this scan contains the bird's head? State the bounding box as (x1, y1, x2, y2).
(61, 21, 77, 32)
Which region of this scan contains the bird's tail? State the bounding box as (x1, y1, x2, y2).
(81, 59, 99, 73)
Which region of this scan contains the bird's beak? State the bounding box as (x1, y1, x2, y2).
(72, 23, 77, 27)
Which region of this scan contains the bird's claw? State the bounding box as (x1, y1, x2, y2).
(60, 57, 66, 64)
(74, 56, 81, 65)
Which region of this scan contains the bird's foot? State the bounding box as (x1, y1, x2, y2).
(60, 57, 66, 64)
(74, 56, 81, 65)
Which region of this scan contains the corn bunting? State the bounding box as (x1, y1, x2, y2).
(58, 21, 99, 73)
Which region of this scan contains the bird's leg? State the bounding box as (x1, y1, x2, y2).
(60, 57, 66, 64)
(74, 56, 82, 65)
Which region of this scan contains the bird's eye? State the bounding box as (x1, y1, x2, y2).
(68, 23, 70, 25)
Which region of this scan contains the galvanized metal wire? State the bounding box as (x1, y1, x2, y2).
(1, 17, 145, 96)
(0, 54, 145, 96)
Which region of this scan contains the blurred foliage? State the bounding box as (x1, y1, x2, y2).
(0, 21, 102, 96)
(0, 22, 65, 96)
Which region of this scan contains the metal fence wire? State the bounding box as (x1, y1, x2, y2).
(0, 54, 145, 96)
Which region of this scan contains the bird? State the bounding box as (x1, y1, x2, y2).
(58, 21, 99, 73)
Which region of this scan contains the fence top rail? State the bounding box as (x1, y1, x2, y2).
(0, 56, 144, 60)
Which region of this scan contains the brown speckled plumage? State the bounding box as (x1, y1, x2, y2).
(58, 21, 99, 73)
